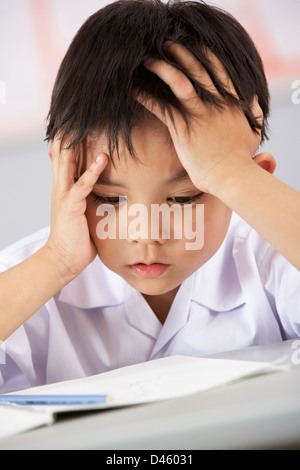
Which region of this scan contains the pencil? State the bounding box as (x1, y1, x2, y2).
(0, 394, 113, 405)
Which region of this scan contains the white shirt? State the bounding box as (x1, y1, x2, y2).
(0, 213, 299, 393)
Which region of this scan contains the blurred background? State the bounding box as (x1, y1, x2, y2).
(0, 0, 299, 250)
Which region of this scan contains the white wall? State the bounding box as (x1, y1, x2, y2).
(0, 0, 299, 250)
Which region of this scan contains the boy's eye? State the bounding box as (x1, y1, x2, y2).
(91, 193, 204, 206)
(169, 193, 204, 205)
(91, 194, 126, 205)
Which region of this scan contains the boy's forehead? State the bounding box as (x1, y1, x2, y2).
(95, 162, 191, 187)
(86, 131, 108, 154)
(86, 127, 193, 186)
(86, 120, 174, 164)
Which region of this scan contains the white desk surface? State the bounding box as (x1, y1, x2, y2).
(0, 340, 299, 450)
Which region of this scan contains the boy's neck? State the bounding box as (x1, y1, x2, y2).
(142, 286, 180, 325)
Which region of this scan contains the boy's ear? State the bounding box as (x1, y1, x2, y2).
(253, 152, 276, 175)
(49, 146, 53, 161)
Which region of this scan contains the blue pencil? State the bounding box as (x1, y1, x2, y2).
(0, 394, 112, 405)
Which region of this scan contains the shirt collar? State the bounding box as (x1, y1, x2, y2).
(191, 215, 245, 312)
(56, 256, 129, 309)
(57, 214, 245, 312)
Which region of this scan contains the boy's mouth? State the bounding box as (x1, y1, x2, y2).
(128, 263, 171, 278)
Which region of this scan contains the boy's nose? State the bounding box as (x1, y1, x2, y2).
(127, 234, 167, 245)
(126, 224, 168, 245)
(125, 204, 168, 245)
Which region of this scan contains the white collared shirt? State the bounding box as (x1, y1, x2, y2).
(0, 213, 299, 393)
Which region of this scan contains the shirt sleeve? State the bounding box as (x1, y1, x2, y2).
(0, 230, 50, 393)
(0, 307, 50, 394)
(260, 247, 300, 339)
(0, 254, 15, 273)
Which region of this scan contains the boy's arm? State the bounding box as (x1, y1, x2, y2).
(0, 246, 73, 342)
(0, 144, 108, 342)
(209, 158, 300, 270)
(140, 43, 300, 270)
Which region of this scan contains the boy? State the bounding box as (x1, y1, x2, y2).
(0, 0, 299, 393)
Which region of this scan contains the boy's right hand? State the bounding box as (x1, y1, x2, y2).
(45, 138, 108, 283)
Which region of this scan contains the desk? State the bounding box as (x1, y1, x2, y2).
(0, 340, 299, 450)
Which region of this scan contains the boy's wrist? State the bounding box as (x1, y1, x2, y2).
(202, 158, 257, 200)
(39, 243, 77, 288)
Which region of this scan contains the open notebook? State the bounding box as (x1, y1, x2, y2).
(0, 355, 285, 440)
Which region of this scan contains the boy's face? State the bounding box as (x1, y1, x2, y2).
(85, 117, 232, 298)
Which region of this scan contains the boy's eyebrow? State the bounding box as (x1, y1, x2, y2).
(95, 168, 190, 187)
(95, 175, 125, 187)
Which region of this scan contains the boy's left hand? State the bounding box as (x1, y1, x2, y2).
(138, 43, 262, 195)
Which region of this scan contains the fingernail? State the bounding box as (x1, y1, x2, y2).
(92, 155, 103, 167)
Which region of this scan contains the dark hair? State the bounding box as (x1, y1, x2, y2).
(45, 0, 269, 161)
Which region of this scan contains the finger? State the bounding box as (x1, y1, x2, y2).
(163, 42, 238, 98)
(50, 137, 60, 180)
(136, 92, 186, 131)
(48, 143, 58, 183)
(52, 137, 78, 193)
(71, 153, 108, 202)
(144, 58, 199, 108)
(204, 48, 238, 97)
(250, 95, 263, 126)
(163, 42, 213, 89)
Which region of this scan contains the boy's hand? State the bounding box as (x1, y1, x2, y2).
(45, 139, 108, 282)
(138, 43, 262, 194)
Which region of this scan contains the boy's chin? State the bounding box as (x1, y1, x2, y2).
(125, 277, 181, 297)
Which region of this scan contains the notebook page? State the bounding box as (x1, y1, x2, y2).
(5, 355, 285, 413)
